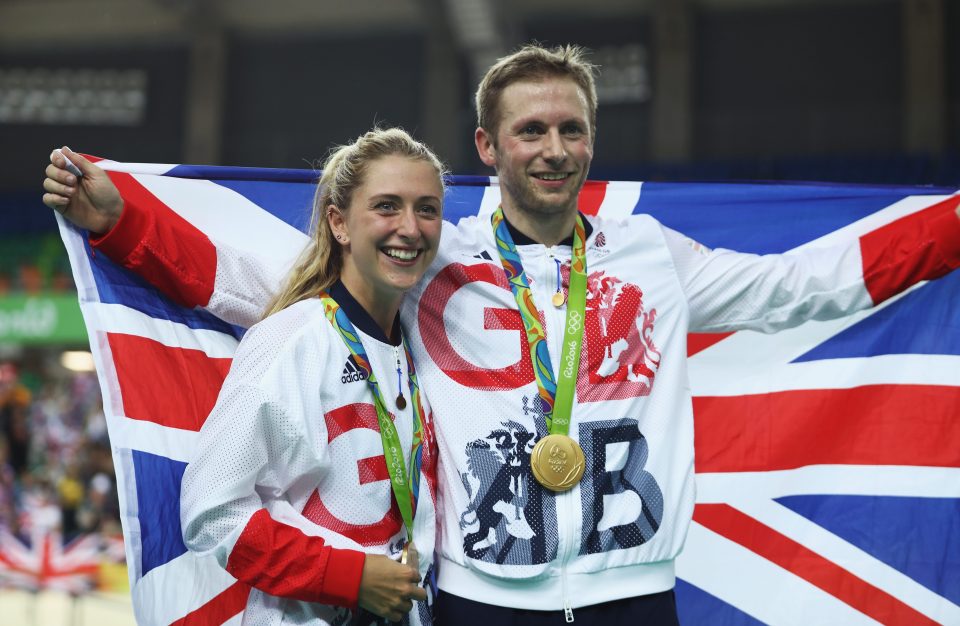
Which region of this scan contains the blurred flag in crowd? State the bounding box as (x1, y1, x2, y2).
(57, 160, 960, 626)
(0, 487, 127, 594)
(0, 528, 101, 593)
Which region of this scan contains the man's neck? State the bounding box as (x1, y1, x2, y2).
(500, 204, 578, 247)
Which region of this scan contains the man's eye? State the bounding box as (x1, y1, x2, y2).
(562, 125, 584, 136)
(520, 125, 542, 136)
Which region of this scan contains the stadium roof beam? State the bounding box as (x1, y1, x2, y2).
(182, 5, 227, 165)
(651, 0, 693, 162)
(903, 0, 945, 155)
(442, 0, 510, 91)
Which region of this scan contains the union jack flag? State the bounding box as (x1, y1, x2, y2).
(57, 160, 960, 625)
(0, 528, 103, 593)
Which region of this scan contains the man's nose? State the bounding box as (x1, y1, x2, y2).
(542, 129, 567, 164)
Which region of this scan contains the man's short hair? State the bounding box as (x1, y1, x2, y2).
(475, 43, 598, 141)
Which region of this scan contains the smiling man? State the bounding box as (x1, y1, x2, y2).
(474, 74, 594, 246)
(42, 44, 960, 626)
(414, 45, 960, 626)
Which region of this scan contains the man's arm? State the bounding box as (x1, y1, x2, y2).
(858, 198, 960, 303)
(661, 195, 960, 333)
(44, 148, 285, 328)
(43, 147, 123, 233)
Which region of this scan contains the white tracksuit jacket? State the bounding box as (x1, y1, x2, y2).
(179, 282, 439, 626)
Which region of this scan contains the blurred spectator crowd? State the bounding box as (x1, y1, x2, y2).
(0, 233, 75, 295)
(0, 361, 119, 543)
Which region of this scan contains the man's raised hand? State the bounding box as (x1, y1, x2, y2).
(43, 146, 122, 235)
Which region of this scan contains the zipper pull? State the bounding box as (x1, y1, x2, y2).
(561, 566, 575, 622)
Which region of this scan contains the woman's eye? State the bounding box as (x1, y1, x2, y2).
(418, 204, 440, 217)
(375, 201, 396, 211)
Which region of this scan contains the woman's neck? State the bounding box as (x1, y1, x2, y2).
(337, 270, 402, 340)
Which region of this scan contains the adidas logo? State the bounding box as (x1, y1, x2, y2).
(341, 356, 368, 384)
(473, 251, 493, 261)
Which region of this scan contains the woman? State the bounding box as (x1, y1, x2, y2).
(43, 129, 445, 625)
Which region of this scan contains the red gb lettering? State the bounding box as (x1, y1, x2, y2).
(301, 403, 402, 546)
(418, 262, 534, 390)
(577, 271, 662, 403)
(418, 261, 661, 402)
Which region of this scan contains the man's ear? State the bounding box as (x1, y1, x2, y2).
(475, 127, 498, 168)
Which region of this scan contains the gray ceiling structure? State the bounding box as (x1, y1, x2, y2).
(0, 0, 953, 183)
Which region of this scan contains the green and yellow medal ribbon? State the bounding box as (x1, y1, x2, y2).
(319, 291, 425, 537)
(491, 207, 588, 490)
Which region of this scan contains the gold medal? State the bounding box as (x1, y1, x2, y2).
(551, 291, 566, 307)
(530, 434, 585, 492)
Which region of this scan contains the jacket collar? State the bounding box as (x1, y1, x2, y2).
(502, 210, 594, 246)
(328, 280, 402, 346)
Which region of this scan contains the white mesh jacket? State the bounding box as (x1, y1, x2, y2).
(179, 282, 439, 626)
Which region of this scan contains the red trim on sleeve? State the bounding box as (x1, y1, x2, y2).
(88, 194, 147, 261)
(89, 171, 217, 308)
(225, 509, 366, 607)
(860, 195, 960, 304)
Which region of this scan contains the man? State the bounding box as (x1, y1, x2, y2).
(44, 44, 960, 625)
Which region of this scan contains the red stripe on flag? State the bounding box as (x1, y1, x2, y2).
(169, 580, 251, 626)
(693, 504, 940, 626)
(694, 385, 960, 472)
(687, 332, 734, 357)
(577, 181, 607, 216)
(109, 333, 231, 431)
(860, 195, 960, 304)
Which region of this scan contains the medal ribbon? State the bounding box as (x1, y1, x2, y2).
(319, 292, 425, 538)
(491, 207, 587, 435)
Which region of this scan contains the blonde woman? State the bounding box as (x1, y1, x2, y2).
(47, 130, 445, 625)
